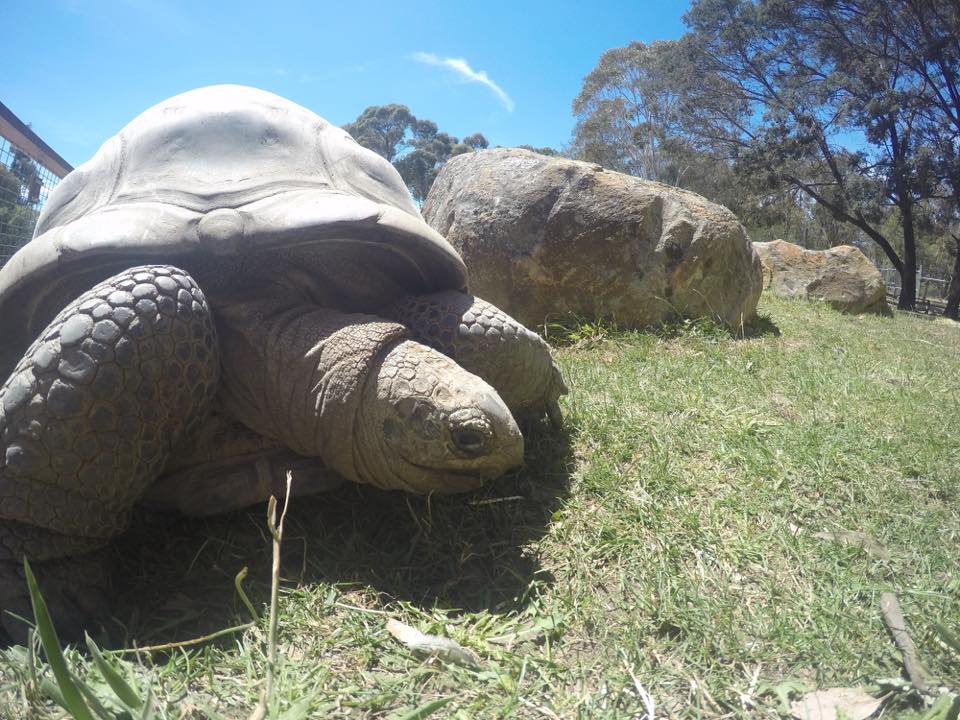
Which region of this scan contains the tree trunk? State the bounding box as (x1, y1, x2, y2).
(887, 122, 918, 312)
(945, 175, 960, 320)
(946, 238, 960, 320)
(897, 198, 918, 311)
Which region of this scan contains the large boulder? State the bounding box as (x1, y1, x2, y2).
(423, 149, 763, 329)
(753, 240, 890, 315)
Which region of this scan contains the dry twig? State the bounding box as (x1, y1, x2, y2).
(248, 471, 294, 720)
(880, 592, 929, 692)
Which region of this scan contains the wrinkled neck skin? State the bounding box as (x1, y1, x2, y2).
(215, 301, 524, 493)
(215, 300, 407, 483)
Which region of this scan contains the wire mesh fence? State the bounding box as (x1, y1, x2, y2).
(880, 265, 952, 314)
(0, 134, 64, 267)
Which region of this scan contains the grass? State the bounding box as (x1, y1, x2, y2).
(2, 294, 959, 719)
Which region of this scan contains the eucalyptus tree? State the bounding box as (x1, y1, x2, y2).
(675, 0, 933, 308)
(342, 104, 417, 162)
(573, 0, 960, 309)
(570, 38, 757, 222)
(0, 163, 39, 259)
(344, 106, 487, 205)
(865, 0, 960, 316)
(571, 40, 695, 184)
(786, 0, 960, 308)
(463, 133, 489, 150)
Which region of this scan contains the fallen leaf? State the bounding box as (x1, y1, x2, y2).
(386, 619, 480, 668)
(813, 530, 891, 561)
(790, 687, 882, 720)
(765, 678, 809, 712)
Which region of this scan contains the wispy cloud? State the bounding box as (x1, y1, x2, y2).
(412, 52, 515, 112)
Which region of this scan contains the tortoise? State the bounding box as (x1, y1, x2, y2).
(0, 85, 566, 641)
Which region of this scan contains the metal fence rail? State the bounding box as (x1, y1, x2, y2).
(880, 265, 953, 314)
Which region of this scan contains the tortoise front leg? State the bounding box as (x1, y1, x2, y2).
(385, 291, 567, 427)
(0, 264, 219, 641)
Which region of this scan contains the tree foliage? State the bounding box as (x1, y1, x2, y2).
(343, 105, 487, 205)
(515, 145, 560, 156)
(682, 0, 927, 306)
(341, 104, 417, 163)
(572, 40, 694, 183)
(0, 161, 39, 260)
(463, 133, 490, 150)
(572, 0, 960, 311)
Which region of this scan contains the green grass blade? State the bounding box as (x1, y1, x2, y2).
(932, 622, 960, 656)
(44, 675, 113, 720)
(392, 696, 452, 720)
(40, 677, 69, 711)
(234, 566, 258, 623)
(196, 703, 228, 720)
(138, 684, 156, 720)
(278, 694, 315, 720)
(74, 672, 115, 720)
(23, 558, 96, 720)
(86, 632, 143, 709)
(920, 693, 960, 720)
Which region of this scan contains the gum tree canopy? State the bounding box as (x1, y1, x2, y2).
(343, 104, 488, 205)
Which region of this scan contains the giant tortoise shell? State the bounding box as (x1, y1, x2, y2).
(0, 84, 467, 379)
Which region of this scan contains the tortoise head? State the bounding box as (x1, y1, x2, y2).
(355, 339, 524, 494)
(214, 303, 523, 495)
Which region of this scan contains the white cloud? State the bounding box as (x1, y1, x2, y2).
(413, 52, 515, 112)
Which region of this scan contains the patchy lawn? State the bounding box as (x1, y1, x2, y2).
(2, 295, 959, 719)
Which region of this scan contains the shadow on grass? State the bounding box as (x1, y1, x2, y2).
(647, 314, 782, 341)
(740, 313, 781, 338)
(105, 421, 575, 647)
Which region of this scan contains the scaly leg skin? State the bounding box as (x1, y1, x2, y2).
(0, 265, 219, 642)
(386, 291, 568, 427)
(142, 450, 345, 516)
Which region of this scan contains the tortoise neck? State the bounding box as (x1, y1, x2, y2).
(212, 300, 407, 482)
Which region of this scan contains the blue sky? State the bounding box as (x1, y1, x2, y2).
(4, 0, 691, 169)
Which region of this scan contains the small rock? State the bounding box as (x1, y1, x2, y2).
(754, 240, 889, 315)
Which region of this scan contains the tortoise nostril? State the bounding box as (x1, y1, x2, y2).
(452, 428, 487, 454)
(448, 407, 497, 455)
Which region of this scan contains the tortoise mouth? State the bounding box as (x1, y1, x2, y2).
(400, 459, 495, 494)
